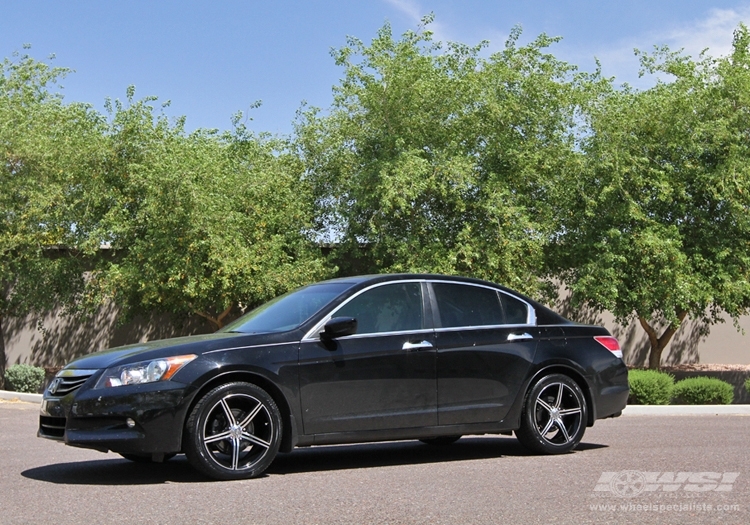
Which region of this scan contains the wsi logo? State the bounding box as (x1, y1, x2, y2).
(594, 471, 740, 497)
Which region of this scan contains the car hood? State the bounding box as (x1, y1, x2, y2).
(63, 331, 294, 370)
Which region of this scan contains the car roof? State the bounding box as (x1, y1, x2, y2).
(315, 273, 570, 325)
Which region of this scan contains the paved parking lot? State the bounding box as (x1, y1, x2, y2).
(1, 399, 748, 525)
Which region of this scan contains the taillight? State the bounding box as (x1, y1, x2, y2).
(594, 336, 623, 359)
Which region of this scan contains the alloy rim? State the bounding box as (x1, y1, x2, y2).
(202, 393, 273, 471)
(533, 382, 582, 446)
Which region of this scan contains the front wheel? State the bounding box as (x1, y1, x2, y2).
(185, 382, 282, 480)
(515, 374, 587, 454)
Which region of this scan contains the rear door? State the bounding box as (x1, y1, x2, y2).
(429, 281, 538, 425)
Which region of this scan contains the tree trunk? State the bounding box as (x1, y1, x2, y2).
(0, 315, 5, 390)
(638, 310, 688, 369)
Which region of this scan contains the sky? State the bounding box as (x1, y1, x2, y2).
(2, 1, 750, 136)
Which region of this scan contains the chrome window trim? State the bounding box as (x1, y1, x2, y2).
(433, 323, 533, 334)
(302, 278, 536, 341)
(428, 279, 537, 327)
(302, 279, 426, 341)
(310, 328, 436, 342)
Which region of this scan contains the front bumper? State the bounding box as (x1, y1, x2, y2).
(39, 376, 195, 455)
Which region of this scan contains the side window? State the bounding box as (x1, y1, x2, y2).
(432, 283, 504, 328)
(499, 292, 530, 324)
(333, 282, 423, 334)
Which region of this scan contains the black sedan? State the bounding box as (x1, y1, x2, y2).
(39, 274, 628, 480)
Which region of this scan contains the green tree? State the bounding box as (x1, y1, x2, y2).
(0, 52, 103, 385)
(84, 94, 330, 329)
(549, 26, 750, 368)
(296, 20, 590, 296)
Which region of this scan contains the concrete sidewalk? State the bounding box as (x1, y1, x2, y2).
(2, 389, 750, 415)
(0, 390, 42, 404)
(622, 404, 750, 415)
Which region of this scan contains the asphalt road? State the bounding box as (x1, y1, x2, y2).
(1, 400, 748, 525)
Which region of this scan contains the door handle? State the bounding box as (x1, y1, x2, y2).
(507, 332, 533, 341)
(402, 340, 434, 351)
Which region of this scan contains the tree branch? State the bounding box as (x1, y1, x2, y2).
(216, 303, 235, 324)
(657, 309, 688, 349)
(194, 310, 220, 331)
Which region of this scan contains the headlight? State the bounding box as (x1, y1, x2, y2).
(94, 355, 197, 388)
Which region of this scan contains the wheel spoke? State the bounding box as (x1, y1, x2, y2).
(536, 397, 554, 413)
(238, 402, 264, 429)
(220, 398, 237, 426)
(204, 430, 232, 444)
(539, 416, 555, 436)
(242, 432, 271, 449)
(554, 383, 564, 408)
(559, 407, 581, 417)
(231, 437, 241, 470)
(556, 420, 571, 443)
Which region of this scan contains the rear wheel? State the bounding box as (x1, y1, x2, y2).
(515, 373, 587, 454)
(419, 435, 461, 446)
(185, 382, 282, 480)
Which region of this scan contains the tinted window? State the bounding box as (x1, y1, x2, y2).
(499, 292, 529, 324)
(334, 282, 423, 334)
(432, 283, 504, 328)
(222, 282, 354, 333)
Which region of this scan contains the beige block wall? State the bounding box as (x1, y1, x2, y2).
(2, 304, 212, 369)
(592, 310, 750, 366)
(554, 295, 750, 366)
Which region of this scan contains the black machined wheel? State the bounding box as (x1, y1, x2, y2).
(515, 373, 587, 454)
(185, 382, 282, 480)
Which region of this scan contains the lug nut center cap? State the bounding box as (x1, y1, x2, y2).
(229, 424, 243, 439)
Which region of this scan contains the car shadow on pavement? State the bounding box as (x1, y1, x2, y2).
(268, 436, 607, 475)
(21, 456, 207, 485)
(22, 436, 607, 485)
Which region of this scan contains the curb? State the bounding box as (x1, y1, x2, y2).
(0, 390, 42, 404)
(623, 404, 750, 416)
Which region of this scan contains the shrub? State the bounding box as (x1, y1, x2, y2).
(628, 369, 674, 405)
(4, 364, 46, 394)
(672, 377, 734, 405)
(745, 377, 750, 393)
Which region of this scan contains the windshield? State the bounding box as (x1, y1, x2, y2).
(220, 282, 355, 334)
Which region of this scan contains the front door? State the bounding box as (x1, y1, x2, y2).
(298, 281, 437, 435)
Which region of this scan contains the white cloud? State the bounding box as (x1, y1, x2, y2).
(590, 6, 750, 87)
(381, 0, 452, 43)
(664, 6, 750, 58)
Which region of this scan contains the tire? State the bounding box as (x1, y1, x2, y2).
(515, 373, 587, 454)
(120, 453, 176, 463)
(419, 435, 461, 446)
(184, 382, 282, 480)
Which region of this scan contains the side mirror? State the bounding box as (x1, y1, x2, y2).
(321, 317, 357, 339)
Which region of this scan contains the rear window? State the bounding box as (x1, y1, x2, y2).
(432, 282, 530, 327)
(432, 283, 504, 328)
